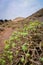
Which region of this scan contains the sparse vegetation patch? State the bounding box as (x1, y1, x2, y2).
(0, 21, 43, 65)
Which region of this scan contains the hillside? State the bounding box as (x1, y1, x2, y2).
(0, 8, 43, 49)
(25, 8, 43, 22)
(0, 8, 43, 65)
(0, 8, 43, 26)
(13, 17, 24, 21)
(19, 8, 43, 25)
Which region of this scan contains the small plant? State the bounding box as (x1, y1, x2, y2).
(14, 36, 18, 39)
(20, 56, 25, 63)
(9, 36, 15, 41)
(16, 51, 19, 55)
(20, 32, 28, 37)
(4, 40, 9, 44)
(3, 50, 13, 64)
(12, 43, 16, 48)
(27, 21, 42, 31)
(22, 43, 28, 52)
(18, 63, 21, 65)
(39, 57, 43, 62)
(0, 58, 6, 65)
(30, 64, 33, 65)
(8, 54, 13, 62)
(7, 51, 13, 55)
(4, 44, 10, 50)
(26, 53, 30, 57)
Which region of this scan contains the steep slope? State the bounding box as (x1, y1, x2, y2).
(26, 8, 43, 21)
(20, 8, 43, 24)
(0, 21, 43, 65)
(0, 8, 43, 53)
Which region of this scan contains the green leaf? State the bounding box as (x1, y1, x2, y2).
(39, 57, 43, 62)
(10, 36, 14, 41)
(4, 44, 10, 50)
(21, 57, 25, 63)
(12, 43, 16, 48)
(22, 44, 28, 52)
(7, 51, 13, 55)
(16, 51, 19, 55)
(26, 53, 30, 57)
(21, 32, 28, 36)
(0, 59, 6, 65)
(8, 55, 13, 61)
(4, 40, 9, 44)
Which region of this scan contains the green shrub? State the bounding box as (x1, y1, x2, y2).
(0, 20, 43, 65)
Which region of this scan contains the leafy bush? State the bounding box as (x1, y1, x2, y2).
(0, 21, 43, 65)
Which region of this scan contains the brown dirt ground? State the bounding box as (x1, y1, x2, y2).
(0, 28, 13, 52)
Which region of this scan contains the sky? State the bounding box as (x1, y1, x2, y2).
(0, 0, 43, 19)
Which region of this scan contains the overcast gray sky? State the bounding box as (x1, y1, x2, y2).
(0, 0, 43, 19)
